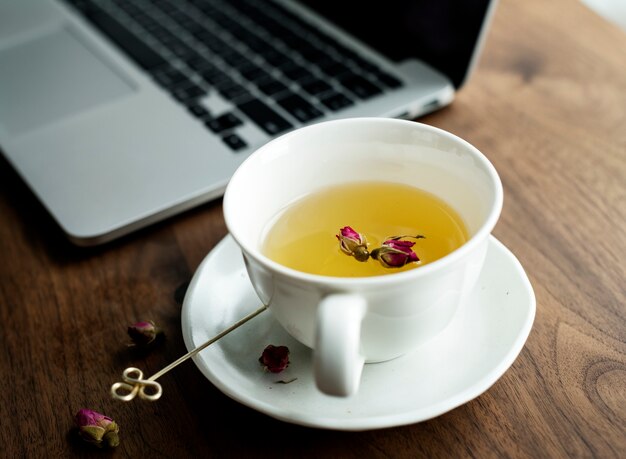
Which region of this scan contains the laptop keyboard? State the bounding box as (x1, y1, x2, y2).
(65, 0, 404, 151)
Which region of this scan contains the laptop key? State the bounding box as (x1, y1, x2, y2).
(218, 84, 251, 101)
(222, 133, 248, 151)
(349, 55, 381, 74)
(188, 104, 210, 119)
(257, 78, 289, 97)
(221, 51, 251, 68)
(263, 50, 289, 67)
(300, 78, 333, 96)
(152, 30, 182, 48)
(237, 99, 292, 135)
(194, 31, 225, 51)
(205, 113, 243, 133)
(166, 42, 196, 59)
(318, 60, 352, 79)
(172, 84, 207, 102)
(320, 92, 354, 111)
(152, 66, 192, 89)
(297, 46, 327, 63)
(277, 94, 324, 123)
(337, 74, 383, 100)
(280, 64, 312, 82)
(213, 76, 237, 90)
(186, 56, 214, 72)
(240, 65, 272, 83)
(198, 66, 229, 86)
(243, 37, 275, 55)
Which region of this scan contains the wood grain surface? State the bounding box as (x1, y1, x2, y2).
(1, 0, 625, 457)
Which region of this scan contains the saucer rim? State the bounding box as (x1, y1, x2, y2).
(182, 235, 535, 431)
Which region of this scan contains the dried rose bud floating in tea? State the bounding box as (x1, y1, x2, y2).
(261, 181, 468, 277)
(336, 226, 370, 262)
(370, 236, 424, 268)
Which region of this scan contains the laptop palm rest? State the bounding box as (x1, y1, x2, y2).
(0, 27, 134, 137)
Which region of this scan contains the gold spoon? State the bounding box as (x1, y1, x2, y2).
(111, 305, 268, 402)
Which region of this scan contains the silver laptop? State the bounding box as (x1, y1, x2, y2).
(0, 0, 496, 245)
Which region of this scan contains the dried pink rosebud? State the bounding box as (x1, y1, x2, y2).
(371, 238, 420, 268)
(259, 345, 290, 373)
(336, 226, 369, 262)
(74, 409, 119, 448)
(128, 320, 163, 347)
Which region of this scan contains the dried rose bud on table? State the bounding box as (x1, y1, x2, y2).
(128, 320, 164, 347)
(74, 409, 119, 448)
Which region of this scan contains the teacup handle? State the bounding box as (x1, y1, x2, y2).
(314, 293, 366, 396)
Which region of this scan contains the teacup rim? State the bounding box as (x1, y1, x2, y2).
(224, 117, 503, 286)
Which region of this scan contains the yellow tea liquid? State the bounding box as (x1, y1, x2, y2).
(261, 181, 469, 277)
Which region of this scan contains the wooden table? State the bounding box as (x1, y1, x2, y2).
(1, 0, 625, 456)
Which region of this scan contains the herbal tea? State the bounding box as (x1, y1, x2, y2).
(261, 181, 469, 277)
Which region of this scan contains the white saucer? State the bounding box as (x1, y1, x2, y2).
(181, 235, 535, 431)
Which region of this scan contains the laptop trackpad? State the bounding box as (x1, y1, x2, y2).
(0, 27, 134, 137)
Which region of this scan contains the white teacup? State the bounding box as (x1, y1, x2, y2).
(223, 118, 502, 397)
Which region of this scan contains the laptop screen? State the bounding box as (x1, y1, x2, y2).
(299, 0, 493, 88)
